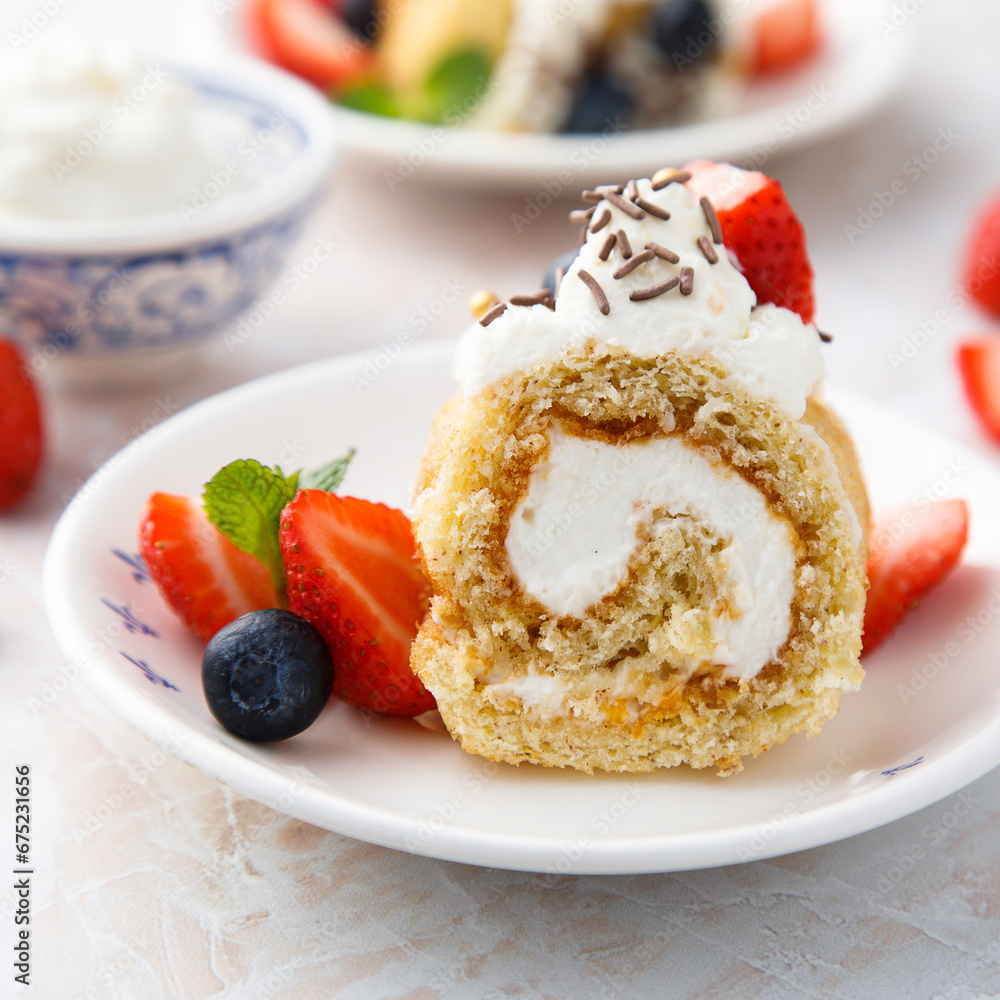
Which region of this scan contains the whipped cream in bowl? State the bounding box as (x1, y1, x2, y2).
(0, 38, 338, 388)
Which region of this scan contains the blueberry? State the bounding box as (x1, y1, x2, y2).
(202, 609, 334, 742)
(541, 248, 580, 297)
(340, 0, 380, 41)
(561, 71, 634, 134)
(652, 0, 718, 64)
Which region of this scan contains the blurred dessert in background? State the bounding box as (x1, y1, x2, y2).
(247, 0, 823, 132)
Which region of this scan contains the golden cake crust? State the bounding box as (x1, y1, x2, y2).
(411, 344, 868, 775)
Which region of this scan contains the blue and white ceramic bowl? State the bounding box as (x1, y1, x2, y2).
(0, 56, 338, 388)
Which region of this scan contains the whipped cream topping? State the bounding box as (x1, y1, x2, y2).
(505, 422, 797, 681)
(454, 175, 824, 418)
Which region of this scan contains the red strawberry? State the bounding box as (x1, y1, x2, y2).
(863, 500, 969, 654)
(957, 337, 1000, 444)
(280, 490, 435, 716)
(246, 0, 375, 92)
(962, 192, 1000, 318)
(751, 0, 823, 76)
(0, 338, 44, 511)
(684, 159, 815, 323)
(139, 493, 278, 641)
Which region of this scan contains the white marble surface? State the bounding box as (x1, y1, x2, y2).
(2, 0, 1000, 997)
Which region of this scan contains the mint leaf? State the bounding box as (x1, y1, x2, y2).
(420, 48, 491, 124)
(202, 459, 296, 595)
(337, 82, 403, 118)
(300, 448, 356, 492)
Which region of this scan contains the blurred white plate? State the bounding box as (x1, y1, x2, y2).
(44, 341, 1000, 874)
(333, 0, 912, 188)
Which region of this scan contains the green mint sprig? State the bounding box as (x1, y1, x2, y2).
(299, 448, 355, 492)
(202, 450, 355, 595)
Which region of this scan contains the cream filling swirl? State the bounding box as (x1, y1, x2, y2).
(504, 423, 798, 682)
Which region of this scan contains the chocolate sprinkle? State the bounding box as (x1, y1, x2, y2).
(613, 248, 655, 279)
(577, 269, 610, 315)
(651, 169, 691, 191)
(570, 207, 595, 225)
(645, 241, 680, 264)
(700, 196, 723, 244)
(634, 196, 670, 220)
(697, 234, 719, 264)
(595, 183, 626, 196)
(598, 231, 618, 261)
(818, 329, 834, 343)
(679, 266, 694, 295)
(581, 190, 603, 203)
(617, 228, 633, 259)
(589, 207, 612, 233)
(630, 277, 680, 301)
(511, 290, 553, 306)
(479, 302, 507, 326)
(625, 178, 639, 202)
(606, 190, 646, 220)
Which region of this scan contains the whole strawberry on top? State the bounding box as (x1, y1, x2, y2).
(685, 159, 815, 322)
(0, 338, 44, 511)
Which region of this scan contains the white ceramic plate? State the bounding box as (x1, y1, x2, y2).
(44, 341, 1000, 874)
(333, 0, 912, 188)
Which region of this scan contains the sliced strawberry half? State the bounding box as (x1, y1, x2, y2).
(957, 336, 1000, 444)
(246, 0, 375, 92)
(0, 338, 44, 511)
(750, 0, 823, 76)
(279, 490, 435, 716)
(684, 159, 815, 323)
(139, 493, 278, 642)
(863, 500, 969, 654)
(961, 191, 1000, 318)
